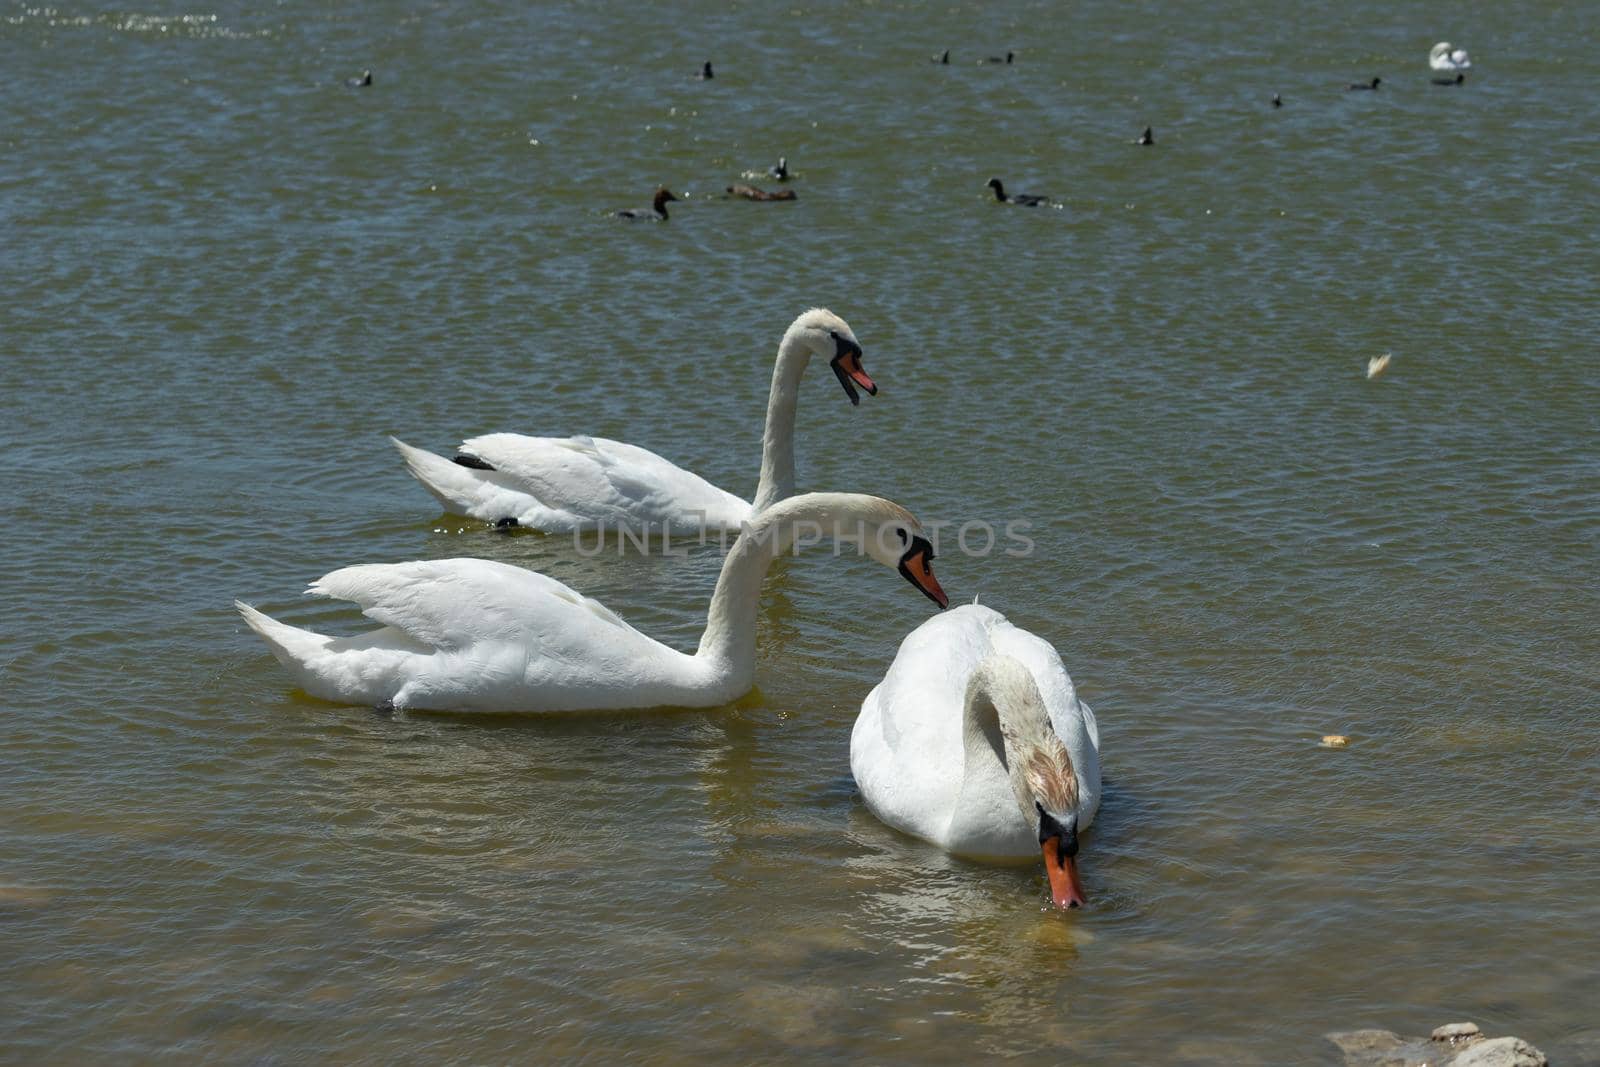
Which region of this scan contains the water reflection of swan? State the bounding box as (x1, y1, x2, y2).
(1429, 42, 1471, 73)
(843, 810, 1087, 1029)
(392, 309, 877, 533)
(238, 494, 948, 713)
(851, 605, 1101, 909)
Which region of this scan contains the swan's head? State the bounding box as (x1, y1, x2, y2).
(1004, 668, 1086, 909)
(1036, 802, 1086, 910)
(969, 654, 1087, 908)
(1020, 705, 1086, 908)
(857, 501, 947, 609)
(757, 493, 948, 608)
(786, 308, 877, 406)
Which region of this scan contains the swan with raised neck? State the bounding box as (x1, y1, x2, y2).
(750, 309, 872, 511)
(390, 308, 877, 533)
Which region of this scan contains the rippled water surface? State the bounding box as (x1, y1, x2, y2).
(4, 0, 1599, 1061)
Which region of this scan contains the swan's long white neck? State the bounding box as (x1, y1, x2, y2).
(694, 494, 876, 695)
(750, 323, 815, 514)
(958, 655, 1078, 821)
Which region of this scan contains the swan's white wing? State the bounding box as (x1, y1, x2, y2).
(852, 605, 1007, 844)
(309, 557, 639, 652)
(390, 437, 573, 528)
(247, 558, 718, 712)
(461, 433, 752, 531)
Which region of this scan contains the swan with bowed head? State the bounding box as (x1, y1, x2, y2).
(390, 308, 878, 534)
(237, 493, 947, 714)
(1429, 42, 1471, 73)
(851, 604, 1101, 909)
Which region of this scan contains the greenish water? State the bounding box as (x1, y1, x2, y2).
(4, 0, 1598, 1062)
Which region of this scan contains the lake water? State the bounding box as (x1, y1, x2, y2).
(4, 0, 1598, 1061)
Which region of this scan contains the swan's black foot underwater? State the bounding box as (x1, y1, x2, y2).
(494, 516, 520, 530)
(452, 454, 495, 470)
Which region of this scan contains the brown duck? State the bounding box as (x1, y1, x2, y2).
(726, 184, 797, 202)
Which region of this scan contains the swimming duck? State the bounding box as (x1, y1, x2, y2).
(616, 186, 679, 220)
(697, 61, 715, 80)
(987, 51, 1014, 64)
(726, 183, 797, 201)
(985, 178, 1049, 207)
(933, 49, 950, 65)
(769, 156, 790, 181)
(345, 69, 372, 88)
(1272, 93, 1283, 108)
(1347, 77, 1381, 91)
(1136, 126, 1154, 145)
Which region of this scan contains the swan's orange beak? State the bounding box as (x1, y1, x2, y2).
(839, 350, 877, 395)
(830, 346, 877, 405)
(897, 540, 948, 609)
(1043, 837, 1087, 910)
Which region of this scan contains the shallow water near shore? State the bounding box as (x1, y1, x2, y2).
(4, 0, 1599, 1061)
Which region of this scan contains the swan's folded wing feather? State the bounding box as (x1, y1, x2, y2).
(308, 558, 638, 652)
(592, 439, 749, 522)
(460, 433, 749, 528)
(461, 434, 618, 508)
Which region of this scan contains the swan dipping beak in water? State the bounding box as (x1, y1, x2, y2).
(1038, 802, 1088, 909)
(852, 605, 1102, 910)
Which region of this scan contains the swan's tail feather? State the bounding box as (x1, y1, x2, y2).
(390, 436, 482, 515)
(236, 600, 333, 669)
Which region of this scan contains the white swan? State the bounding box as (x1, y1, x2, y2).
(851, 604, 1101, 908)
(237, 493, 947, 713)
(391, 308, 877, 534)
(1429, 42, 1471, 72)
